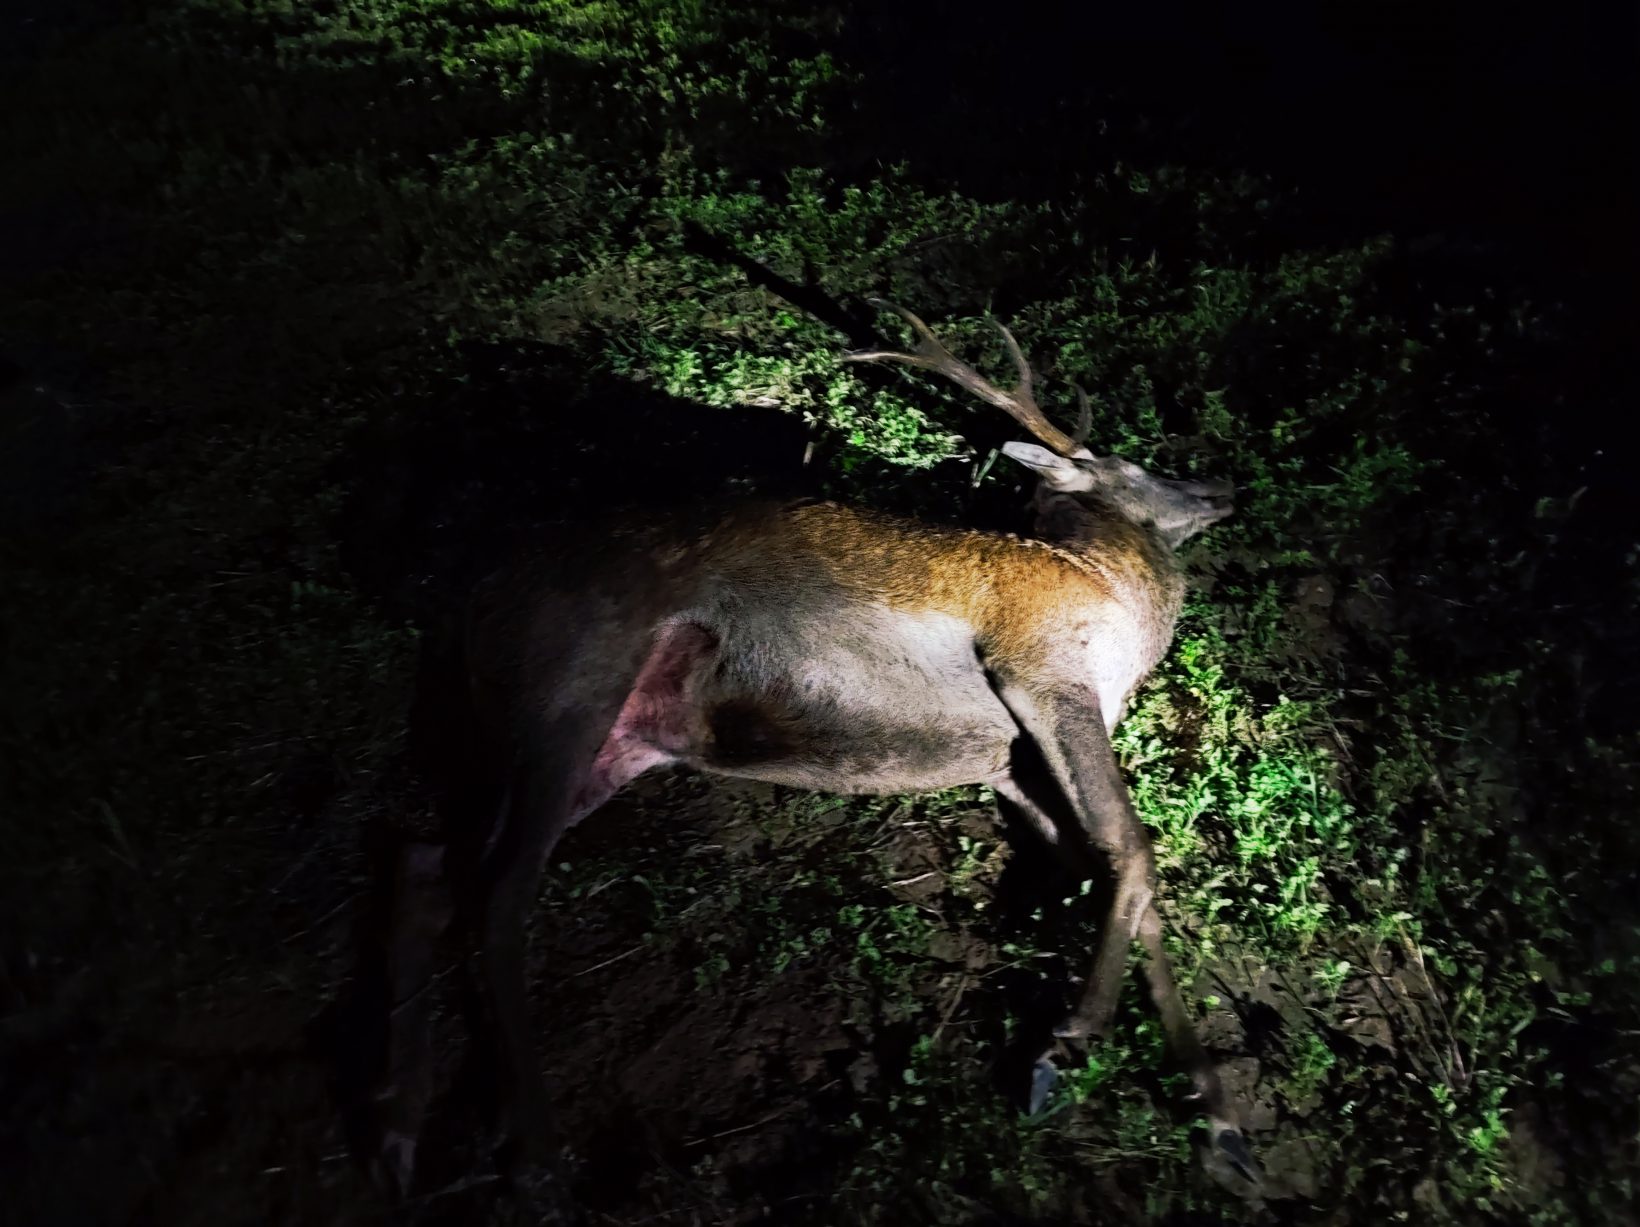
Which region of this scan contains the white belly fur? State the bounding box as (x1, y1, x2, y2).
(680, 603, 1022, 794)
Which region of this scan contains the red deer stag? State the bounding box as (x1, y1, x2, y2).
(373, 301, 1255, 1195)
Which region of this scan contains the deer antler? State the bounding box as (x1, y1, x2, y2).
(1071, 383, 1093, 448)
(843, 299, 1090, 459)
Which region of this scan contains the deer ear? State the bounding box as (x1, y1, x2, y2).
(1002, 442, 1084, 487)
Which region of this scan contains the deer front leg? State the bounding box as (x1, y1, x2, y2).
(990, 766, 1153, 1038)
(1057, 841, 1155, 1041)
(989, 673, 1259, 1190)
(990, 678, 1160, 1040)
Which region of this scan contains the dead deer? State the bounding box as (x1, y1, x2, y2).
(371, 301, 1255, 1197)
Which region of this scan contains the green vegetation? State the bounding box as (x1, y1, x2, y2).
(2, 2, 1635, 1224)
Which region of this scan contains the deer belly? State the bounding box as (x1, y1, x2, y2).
(695, 698, 1016, 794)
(683, 610, 1019, 794)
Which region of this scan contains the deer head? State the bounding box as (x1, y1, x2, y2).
(843, 300, 1233, 550)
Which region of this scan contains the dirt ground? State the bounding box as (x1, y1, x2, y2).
(1, 750, 1389, 1226)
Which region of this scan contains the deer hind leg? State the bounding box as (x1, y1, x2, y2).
(475, 738, 661, 1178)
(370, 620, 712, 1193)
(474, 621, 713, 1173)
(364, 735, 594, 1198)
(363, 841, 456, 1198)
(473, 746, 580, 1176)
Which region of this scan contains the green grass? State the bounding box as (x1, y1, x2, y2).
(2, 1, 1636, 1224)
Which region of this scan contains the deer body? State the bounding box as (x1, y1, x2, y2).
(371, 304, 1257, 1198)
(470, 500, 1180, 812)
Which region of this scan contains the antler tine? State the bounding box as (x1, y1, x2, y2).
(991, 319, 1035, 412)
(1071, 382, 1093, 446)
(843, 298, 1086, 458)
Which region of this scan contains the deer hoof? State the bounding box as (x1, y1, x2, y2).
(500, 1145, 582, 1224)
(1204, 1122, 1263, 1198)
(370, 1129, 418, 1201)
(1026, 1056, 1060, 1116)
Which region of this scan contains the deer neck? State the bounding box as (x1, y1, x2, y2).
(1029, 495, 1188, 659)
